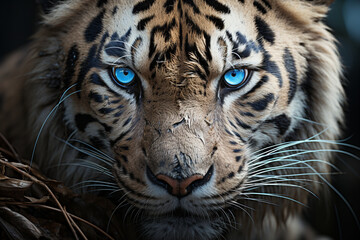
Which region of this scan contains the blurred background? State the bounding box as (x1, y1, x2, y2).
(0, 1, 359, 239)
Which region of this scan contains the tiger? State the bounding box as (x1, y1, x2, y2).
(0, 0, 344, 239)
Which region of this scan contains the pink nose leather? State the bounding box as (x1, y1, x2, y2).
(156, 174, 204, 196)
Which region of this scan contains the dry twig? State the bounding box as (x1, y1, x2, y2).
(0, 134, 120, 240)
(0, 156, 80, 239)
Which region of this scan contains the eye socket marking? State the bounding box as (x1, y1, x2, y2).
(223, 68, 250, 89)
(110, 67, 136, 87)
(109, 67, 251, 94)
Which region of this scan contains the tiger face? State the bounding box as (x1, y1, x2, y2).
(1, 0, 343, 239)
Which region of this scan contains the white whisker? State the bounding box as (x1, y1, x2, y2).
(30, 84, 80, 166)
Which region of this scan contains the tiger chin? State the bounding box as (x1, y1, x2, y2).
(0, 0, 344, 239)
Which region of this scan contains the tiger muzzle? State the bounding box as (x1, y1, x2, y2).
(146, 165, 214, 197)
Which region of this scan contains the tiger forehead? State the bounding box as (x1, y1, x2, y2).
(100, 0, 262, 80)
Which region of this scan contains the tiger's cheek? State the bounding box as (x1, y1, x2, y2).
(211, 139, 250, 190)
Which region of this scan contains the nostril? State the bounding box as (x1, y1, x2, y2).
(146, 167, 173, 194)
(186, 165, 214, 194)
(157, 174, 182, 196)
(146, 165, 214, 197)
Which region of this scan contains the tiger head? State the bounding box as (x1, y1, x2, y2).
(23, 0, 343, 239)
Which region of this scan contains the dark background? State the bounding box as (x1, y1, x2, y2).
(0, 1, 359, 239)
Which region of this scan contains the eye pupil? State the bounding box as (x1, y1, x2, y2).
(111, 67, 136, 86)
(223, 68, 249, 88)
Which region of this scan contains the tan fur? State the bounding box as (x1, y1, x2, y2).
(0, 0, 343, 239)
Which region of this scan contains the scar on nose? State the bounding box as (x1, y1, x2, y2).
(172, 118, 186, 128)
(168, 118, 186, 133)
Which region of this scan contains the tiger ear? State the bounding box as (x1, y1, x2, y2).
(306, 0, 335, 6)
(36, 0, 62, 14)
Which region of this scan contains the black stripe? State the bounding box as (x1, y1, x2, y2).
(90, 136, 106, 149)
(262, 51, 283, 87)
(261, 0, 272, 9)
(238, 45, 251, 58)
(137, 15, 154, 30)
(111, 100, 121, 104)
(255, 16, 275, 45)
(123, 117, 132, 127)
(225, 128, 233, 136)
(204, 32, 212, 61)
(105, 29, 132, 58)
(148, 18, 176, 58)
(97, 0, 108, 8)
(114, 110, 124, 118)
(235, 117, 251, 129)
(283, 48, 297, 104)
(206, 15, 224, 30)
(243, 75, 269, 99)
(229, 119, 237, 129)
(240, 111, 255, 117)
(149, 43, 177, 71)
(96, 32, 110, 59)
(111, 129, 131, 146)
(90, 72, 105, 86)
(99, 108, 116, 114)
(165, 44, 177, 59)
(184, 35, 210, 78)
(179, 22, 183, 50)
(226, 30, 234, 42)
(112, 6, 118, 15)
(227, 31, 261, 60)
(265, 114, 291, 135)
(132, 0, 155, 14)
(233, 131, 246, 143)
(88, 91, 103, 103)
(204, 0, 230, 14)
(204, 178, 245, 199)
(85, 10, 105, 43)
(183, 0, 200, 14)
(75, 114, 96, 132)
(119, 145, 129, 151)
(114, 164, 151, 195)
(177, 0, 183, 17)
(149, 52, 161, 71)
(247, 93, 274, 111)
(185, 13, 202, 34)
(77, 44, 99, 95)
(236, 32, 247, 44)
(100, 122, 113, 132)
(163, 0, 176, 13)
(253, 1, 267, 14)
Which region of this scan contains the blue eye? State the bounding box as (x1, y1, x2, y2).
(223, 68, 249, 88)
(111, 67, 136, 86)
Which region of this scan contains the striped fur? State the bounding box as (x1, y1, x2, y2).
(0, 0, 342, 239)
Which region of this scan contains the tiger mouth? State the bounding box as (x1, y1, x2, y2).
(140, 208, 227, 240)
(143, 206, 228, 225)
(164, 208, 192, 218)
(156, 207, 212, 219)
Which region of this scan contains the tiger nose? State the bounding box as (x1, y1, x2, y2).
(147, 165, 214, 197)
